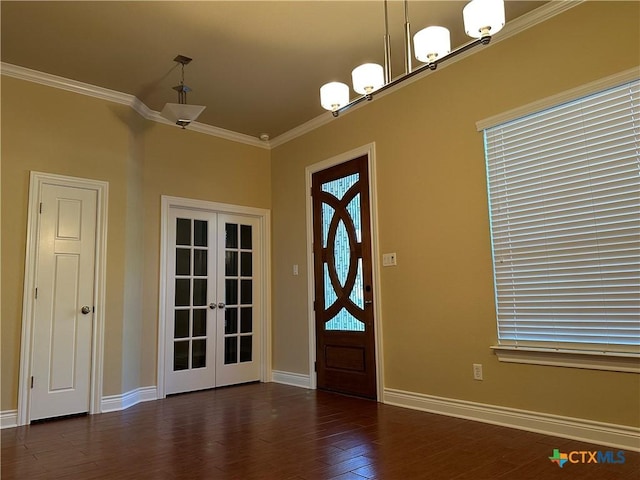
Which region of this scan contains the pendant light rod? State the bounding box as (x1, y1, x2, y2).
(383, 0, 391, 84)
(404, 0, 412, 75)
(331, 35, 489, 117)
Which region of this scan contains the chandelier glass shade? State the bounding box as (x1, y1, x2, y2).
(413, 26, 451, 64)
(160, 55, 206, 129)
(320, 0, 505, 115)
(352, 63, 385, 95)
(320, 82, 350, 112)
(463, 0, 506, 38)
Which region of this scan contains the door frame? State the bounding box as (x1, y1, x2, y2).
(157, 195, 272, 398)
(305, 143, 385, 400)
(18, 171, 109, 425)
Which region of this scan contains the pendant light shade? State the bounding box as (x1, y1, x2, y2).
(320, 82, 350, 112)
(463, 0, 505, 39)
(351, 63, 385, 95)
(413, 26, 451, 64)
(161, 103, 207, 128)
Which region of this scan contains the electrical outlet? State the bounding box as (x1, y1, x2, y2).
(473, 363, 483, 381)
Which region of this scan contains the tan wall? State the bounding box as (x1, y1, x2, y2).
(0, 77, 270, 410)
(270, 1, 640, 427)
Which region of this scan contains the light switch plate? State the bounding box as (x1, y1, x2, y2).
(382, 253, 397, 266)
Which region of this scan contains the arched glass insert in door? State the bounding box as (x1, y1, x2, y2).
(321, 174, 365, 332)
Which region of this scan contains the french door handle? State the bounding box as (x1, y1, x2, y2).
(218, 302, 226, 309)
(364, 300, 373, 305)
(209, 303, 217, 309)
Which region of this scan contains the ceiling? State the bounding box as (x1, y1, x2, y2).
(1, 1, 547, 141)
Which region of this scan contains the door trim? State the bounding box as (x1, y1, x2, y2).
(305, 143, 384, 400)
(157, 195, 272, 398)
(18, 171, 109, 425)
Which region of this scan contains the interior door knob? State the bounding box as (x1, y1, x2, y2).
(81, 306, 91, 315)
(209, 303, 217, 309)
(218, 302, 226, 309)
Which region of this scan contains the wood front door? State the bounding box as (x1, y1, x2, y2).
(312, 155, 377, 399)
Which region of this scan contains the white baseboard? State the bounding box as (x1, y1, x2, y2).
(271, 370, 312, 389)
(101, 386, 158, 413)
(384, 388, 640, 452)
(1, 410, 18, 429)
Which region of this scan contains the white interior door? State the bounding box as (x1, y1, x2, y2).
(164, 208, 262, 394)
(215, 214, 261, 387)
(30, 184, 97, 421)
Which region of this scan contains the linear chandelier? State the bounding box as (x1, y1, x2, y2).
(320, 0, 505, 117)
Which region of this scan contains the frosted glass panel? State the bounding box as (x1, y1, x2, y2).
(325, 308, 365, 331)
(347, 194, 362, 242)
(324, 263, 337, 309)
(334, 220, 350, 287)
(349, 259, 364, 308)
(322, 204, 335, 248)
(322, 173, 359, 200)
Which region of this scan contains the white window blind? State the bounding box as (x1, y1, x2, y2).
(484, 79, 640, 352)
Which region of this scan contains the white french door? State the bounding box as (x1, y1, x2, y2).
(164, 207, 262, 394)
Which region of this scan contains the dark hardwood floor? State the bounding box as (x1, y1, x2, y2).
(1, 383, 638, 479)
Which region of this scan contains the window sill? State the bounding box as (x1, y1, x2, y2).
(491, 346, 640, 373)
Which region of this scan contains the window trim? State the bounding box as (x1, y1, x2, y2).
(492, 345, 640, 373)
(476, 67, 640, 131)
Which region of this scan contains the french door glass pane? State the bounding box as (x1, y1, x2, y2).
(241, 252, 252, 276)
(194, 249, 207, 276)
(175, 279, 190, 306)
(193, 309, 207, 336)
(176, 249, 190, 275)
(241, 280, 252, 304)
(241, 225, 252, 249)
(226, 279, 238, 305)
(176, 218, 191, 246)
(174, 310, 190, 338)
(240, 307, 252, 333)
(225, 251, 238, 276)
(194, 220, 207, 247)
(240, 336, 252, 362)
(193, 279, 207, 306)
(225, 337, 238, 364)
(174, 341, 189, 370)
(192, 339, 206, 368)
(225, 308, 238, 334)
(226, 223, 238, 248)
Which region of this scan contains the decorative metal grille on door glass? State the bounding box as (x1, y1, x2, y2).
(174, 218, 208, 370)
(224, 222, 254, 364)
(322, 174, 365, 331)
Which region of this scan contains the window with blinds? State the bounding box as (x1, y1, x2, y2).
(484, 79, 639, 353)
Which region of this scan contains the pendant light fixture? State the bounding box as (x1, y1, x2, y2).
(320, 0, 505, 117)
(161, 55, 206, 129)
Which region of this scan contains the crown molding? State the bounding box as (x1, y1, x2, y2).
(1, 1, 582, 151)
(269, 0, 584, 148)
(1, 62, 269, 150)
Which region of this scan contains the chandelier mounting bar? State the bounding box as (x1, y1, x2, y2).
(331, 36, 489, 118)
